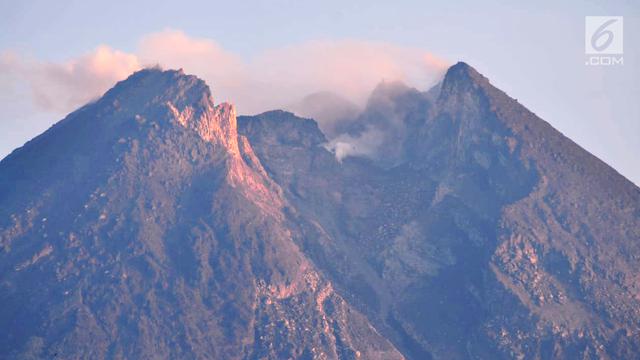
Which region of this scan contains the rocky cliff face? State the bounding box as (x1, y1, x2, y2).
(1, 63, 639, 360)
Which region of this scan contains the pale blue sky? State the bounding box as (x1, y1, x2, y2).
(1, 0, 638, 184)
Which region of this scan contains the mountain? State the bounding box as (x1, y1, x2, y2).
(1, 63, 639, 359)
(0, 69, 402, 359)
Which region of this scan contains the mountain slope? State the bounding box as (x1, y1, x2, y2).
(238, 63, 640, 359)
(0, 69, 402, 359)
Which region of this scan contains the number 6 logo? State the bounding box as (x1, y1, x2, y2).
(591, 19, 617, 52)
(585, 17, 623, 55)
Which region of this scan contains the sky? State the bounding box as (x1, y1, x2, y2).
(0, 0, 638, 184)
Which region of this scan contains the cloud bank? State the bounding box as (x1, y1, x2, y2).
(1, 30, 447, 117)
(1, 47, 140, 113)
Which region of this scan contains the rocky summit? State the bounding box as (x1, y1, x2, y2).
(1, 63, 639, 359)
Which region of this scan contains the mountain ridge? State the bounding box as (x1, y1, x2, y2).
(0, 67, 404, 359)
(1, 63, 639, 359)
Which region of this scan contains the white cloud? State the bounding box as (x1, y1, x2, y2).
(325, 127, 386, 161)
(1, 30, 448, 117)
(1, 46, 140, 113)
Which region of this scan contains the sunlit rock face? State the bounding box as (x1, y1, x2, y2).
(1, 63, 640, 360)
